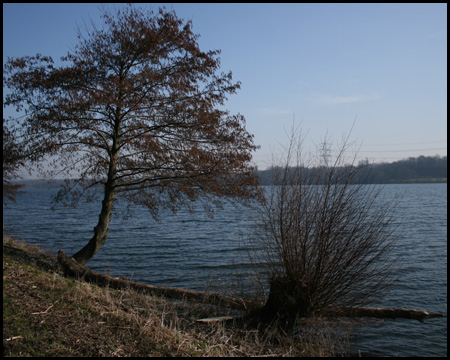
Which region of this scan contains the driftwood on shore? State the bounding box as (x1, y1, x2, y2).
(196, 315, 239, 323)
(323, 306, 445, 322)
(57, 250, 249, 311)
(57, 250, 445, 322)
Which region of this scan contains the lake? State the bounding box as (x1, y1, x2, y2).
(3, 183, 447, 356)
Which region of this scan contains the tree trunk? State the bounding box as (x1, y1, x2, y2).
(248, 277, 312, 331)
(72, 92, 123, 265)
(72, 148, 119, 264)
(72, 182, 115, 265)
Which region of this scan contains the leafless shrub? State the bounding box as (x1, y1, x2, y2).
(253, 126, 398, 329)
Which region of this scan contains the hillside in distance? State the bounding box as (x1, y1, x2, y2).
(257, 155, 447, 185)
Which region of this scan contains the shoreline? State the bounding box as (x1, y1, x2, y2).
(3, 236, 352, 357)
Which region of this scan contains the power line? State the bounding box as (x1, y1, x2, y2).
(362, 140, 447, 147)
(358, 147, 446, 153)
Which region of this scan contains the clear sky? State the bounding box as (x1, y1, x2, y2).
(3, 3, 447, 170)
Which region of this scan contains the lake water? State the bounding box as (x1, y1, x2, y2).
(3, 183, 447, 356)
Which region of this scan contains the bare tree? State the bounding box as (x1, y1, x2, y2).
(3, 5, 260, 264)
(3, 118, 25, 205)
(252, 127, 397, 330)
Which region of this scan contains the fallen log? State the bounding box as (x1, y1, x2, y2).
(57, 251, 446, 322)
(57, 250, 250, 311)
(323, 306, 446, 322)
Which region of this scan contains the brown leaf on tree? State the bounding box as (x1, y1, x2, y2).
(4, 4, 262, 264)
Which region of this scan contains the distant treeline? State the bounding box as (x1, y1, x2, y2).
(13, 179, 69, 189)
(12, 155, 447, 189)
(257, 155, 447, 185)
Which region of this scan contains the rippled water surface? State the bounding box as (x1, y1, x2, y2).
(3, 183, 447, 356)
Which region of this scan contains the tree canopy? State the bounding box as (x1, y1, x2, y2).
(3, 5, 260, 264)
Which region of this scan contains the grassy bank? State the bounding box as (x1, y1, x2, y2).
(3, 236, 351, 357)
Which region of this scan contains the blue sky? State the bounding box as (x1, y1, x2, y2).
(3, 3, 447, 170)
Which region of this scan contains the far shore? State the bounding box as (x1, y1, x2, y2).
(9, 177, 448, 190)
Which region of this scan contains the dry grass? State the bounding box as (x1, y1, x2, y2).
(3, 235, 352, 356)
